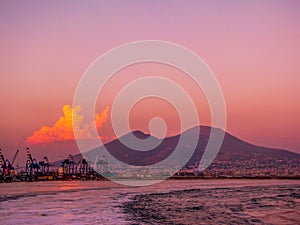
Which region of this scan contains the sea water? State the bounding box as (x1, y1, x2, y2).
(0, 179, 299, 224)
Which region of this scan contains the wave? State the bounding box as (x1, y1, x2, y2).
(120, 185, 300, 225)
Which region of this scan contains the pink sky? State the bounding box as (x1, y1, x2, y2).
(0, 1, 299, 162)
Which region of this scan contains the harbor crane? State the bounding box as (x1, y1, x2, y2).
(0, 149, 19, 178)
(11, 150, 19, 167)
(39, 156, 51, 174)
(78, 158, 88, 175)
(61, 154, 75, 175)
(26, 148, 40, 181)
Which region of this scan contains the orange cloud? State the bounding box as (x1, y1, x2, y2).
(27, 105, 110, 144)
(95, 106, 109, 129)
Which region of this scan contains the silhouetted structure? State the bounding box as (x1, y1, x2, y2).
(26, 148, 40, 181)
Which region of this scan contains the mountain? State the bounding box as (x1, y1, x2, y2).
(64, 126, 300, 169)
(50, 126, 300, 179)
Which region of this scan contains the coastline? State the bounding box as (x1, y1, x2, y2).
(1, 174, 300, 183)
(168, 176, 300, 180)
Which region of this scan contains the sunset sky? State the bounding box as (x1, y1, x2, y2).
(1, 1, 299, 163)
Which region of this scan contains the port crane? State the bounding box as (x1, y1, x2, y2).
(39, 156, 50, 174)
(61, 154, 75, 176)
(26, 148, 40, 181)
(0, 149, 19, 178)
(0, 148, 8, 177)
(78, 158, 88, 175)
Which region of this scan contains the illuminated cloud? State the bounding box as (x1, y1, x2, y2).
(95, 106, 110, 129)
(27, 105, 110, 144)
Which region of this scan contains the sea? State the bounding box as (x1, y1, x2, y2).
(0, 179, 299, 225)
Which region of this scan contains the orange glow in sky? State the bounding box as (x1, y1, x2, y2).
(26, 105, 110, 144)
(0, 1, 299, 161)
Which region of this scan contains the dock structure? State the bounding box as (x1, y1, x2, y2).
(57, 155, 105, 181)
(25, 148, 36, 181)
(0, 148, 19, 182)
(0, 148, 107, 182)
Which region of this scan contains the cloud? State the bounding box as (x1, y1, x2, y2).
(95, 106, 110, 129)
(27, 105, 110, 144)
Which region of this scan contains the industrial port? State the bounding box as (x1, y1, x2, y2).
(0, 148, 109, 182)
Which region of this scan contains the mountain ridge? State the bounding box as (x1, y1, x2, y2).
(62, 125, 300, 168)
(78, 126, 300, 166)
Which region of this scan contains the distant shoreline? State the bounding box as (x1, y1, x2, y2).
(1, 178, 299, 184)
(168, 176, 300, 180)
